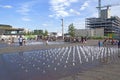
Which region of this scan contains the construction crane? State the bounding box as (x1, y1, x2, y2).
(97, 0, 120, 18)
(97, 0, 101, 18)
(97, 3, 120, 9)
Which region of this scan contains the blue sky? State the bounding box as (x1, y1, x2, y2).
(0, 0, 120, 33)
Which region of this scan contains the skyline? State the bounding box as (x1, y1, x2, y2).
(0, 0, 120, 33)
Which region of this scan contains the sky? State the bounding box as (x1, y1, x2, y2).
(0, 0, 120, 33)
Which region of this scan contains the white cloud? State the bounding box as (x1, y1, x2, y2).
(69, 9, 80, 15)
(42, 24, 48, 27)
(49, 15, 54, 18)
(56, 10, 69, 17)
(69, 0, 78, 3)
(17, 5, 30, 15)
(16, 0, 42, 22)
(0, 5, 13, 9)
(3, 5, 13, 8)
(80, 1, 90, 11)
(16, 0, 39, 15)
(49, 0, 79, 18)
(22, 17, 31, 21)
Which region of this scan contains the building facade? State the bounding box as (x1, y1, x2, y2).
(0, 24, 24, 35)
(86, 16, 120, 38)
(75, 28, 104, 38)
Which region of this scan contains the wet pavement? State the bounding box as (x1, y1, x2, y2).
(0, 41, 66, 49)
(0, 43, 8, 48)
(0, 45, 118, 80)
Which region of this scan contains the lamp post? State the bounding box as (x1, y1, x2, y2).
(61, 18, 64, 40)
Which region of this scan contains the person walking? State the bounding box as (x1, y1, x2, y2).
(98, 40, 102, 48)
(18, 35, 23, 46)
(46, 39, 48, 46)
(23, 37, 27, 46)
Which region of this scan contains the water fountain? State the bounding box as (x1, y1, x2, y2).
(0, 45, 118, 80)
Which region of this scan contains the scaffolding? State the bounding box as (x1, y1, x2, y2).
(86, 16, 120, 38)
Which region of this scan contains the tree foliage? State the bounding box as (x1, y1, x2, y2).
(26, 31, 34, 35)
(68, 23, 75, 37)
(44, 30, 48, 36)
(34, 30, 43, 35)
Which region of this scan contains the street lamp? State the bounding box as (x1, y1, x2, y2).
(61, 18, 64, 40)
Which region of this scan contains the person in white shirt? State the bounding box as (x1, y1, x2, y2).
(18, 35, 23, 46)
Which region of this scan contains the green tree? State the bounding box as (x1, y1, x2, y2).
(34, 30, 43, 35)
(26, 31, 34, 35)
(44, 30, 48, 37)
(68, 23, 75, 37)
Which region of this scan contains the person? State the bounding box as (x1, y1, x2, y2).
(98, 40, 102, 48)
(103, 39, 107, 47)
(11, 37, 14, 43)
(8, 38, 11, 45)
(18, 35, 23, 46)
(118, 40, 120, 57)
(46, 39, 48, 46)
(23, 37, 27, 46)
(81, 36, 84, 43)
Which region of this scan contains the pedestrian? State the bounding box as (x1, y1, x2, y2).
(18, 35, 23, 46)
(103, 39, 107, 47)
(8, 38, 11, 45)
(23, 37, 27, 46)
(98, 40, 102, 48)
(46, 39, 48, 46)
(118, 40, 120, 57)
(81, 36, 84, 43)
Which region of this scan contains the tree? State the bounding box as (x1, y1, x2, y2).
(26, 31, 34, 35)
(68, 23, 75, 37)
(44, 30, 48, 37)
(34, 30, 43, 35)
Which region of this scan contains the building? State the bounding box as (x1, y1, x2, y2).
(100, 9, 111, 19)
(0, 24, 24, 35)
(86, 0, 120, 39)
(86, 3, 120, 39)
(86, 16, 120, 38)
(75, 28, 104, 38)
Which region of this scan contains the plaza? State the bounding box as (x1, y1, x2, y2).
(0, 40, 120, 80)
(0, 0, 120, 80)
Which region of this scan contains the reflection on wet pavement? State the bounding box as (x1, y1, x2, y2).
(0, 46, 118, 80)
(0, 41, 66, 49)
(0, 43, 8, 48)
